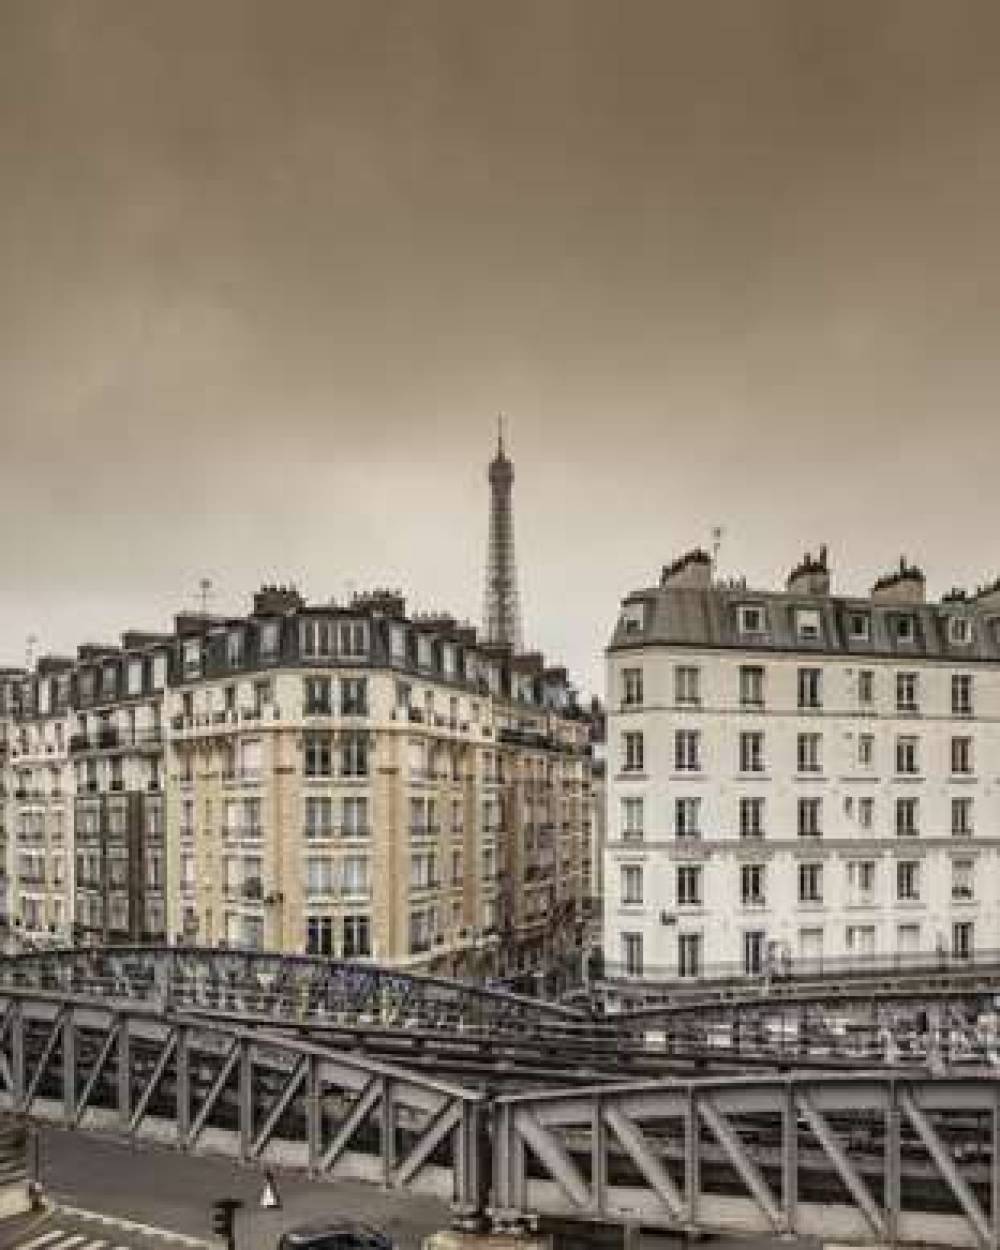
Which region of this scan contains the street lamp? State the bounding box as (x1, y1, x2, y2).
(211, 1197, 242, 1250)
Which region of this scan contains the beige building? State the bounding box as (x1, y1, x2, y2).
(166, 586, 592, 975)
(2, 659, 74, 946)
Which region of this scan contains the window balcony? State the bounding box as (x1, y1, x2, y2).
(340, 882, 373, 900)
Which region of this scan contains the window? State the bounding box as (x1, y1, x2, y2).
(339, 621, 368, 658)
(952, 674, 973, 716)
(896, 797, 919, 836)
(952, 858, 974, 901)
(305, 796, 334, 838)
(621, 865, 643, 905)
(621, 932, 643, 976)
(342, 914, 371, 958)
(621, 668, 643, 707)
(858, 734, 874, 768)
(621, 797, 644, 841)
(951, 736, 973, 775)
(858, 670, 874, 707)
(896, 860, 920, 901)
(743, 930, 766, 975)
(895, 615, 915, 643)
(674, 666, 700, 706)
(796, 608, 821, 640)
(846, 924, 875, 956)
(738, 605, 765, 635)
(949, 616, 971, 646)
(798, 863, 823, 903)
(678, 933, 703, 977)
(797, 798, 822, 837)
(797, 668, 822, 709)
(305, 856, 335, 896)
(797, 733, 822, 774)
(341, 733, 369, 777)
(740, 864, 765, 907)
(622, 732, 644, 773)
(739, 797, 764, 839)
(848, 612, 870, 641)
(847, 860, 875, 905)
(896, 672, 919, 712)
(739, 665, 765, 708)
(895, 736, 919, 775)
(858, 797, 874, 830)
(953, 921, 974, 959)
(307, 916, 335, 956)
(675, 730, 700, 772)
(304, 732, 333, 778)
(341, 677, 368, 716)
(677, 865, 702, 906)
(739, 732, 764, 773)
(675, 797, 701, 839)
(259, 620, 280, 658)
(304, 677, 332, 715)
(952, 797, 973, 836)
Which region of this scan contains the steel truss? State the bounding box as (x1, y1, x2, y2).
(493, 1072, 1000, 1248)
(0, 989, 487, 1218)
(0, 983, 999, 1245)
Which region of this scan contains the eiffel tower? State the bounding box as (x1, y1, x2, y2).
(483, 416, 522, 651)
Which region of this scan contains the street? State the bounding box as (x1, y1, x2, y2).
(32, 1128, 449, 1250)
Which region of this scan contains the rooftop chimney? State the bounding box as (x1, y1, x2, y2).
(871, 557, 926, 605)
(660, 549, 712, 590)
(252, 584, 305, 616)
(786, 545, 831, 596)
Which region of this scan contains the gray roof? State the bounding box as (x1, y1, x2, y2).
(608, 586, 1000, 663)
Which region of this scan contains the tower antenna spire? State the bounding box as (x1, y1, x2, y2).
(497, 411, 504, 455)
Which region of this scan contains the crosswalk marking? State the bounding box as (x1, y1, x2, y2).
(49, 1236, 87, 1250)
(16, 1232, 71, 1250)
(80, 1240, 107, 1250)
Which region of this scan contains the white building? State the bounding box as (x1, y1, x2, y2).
(604, 547, 1000, 981)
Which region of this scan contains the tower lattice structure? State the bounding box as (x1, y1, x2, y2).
(484, 420, 522, 651)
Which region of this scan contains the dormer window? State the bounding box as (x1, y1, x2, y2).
(848, 612, 870, 641)
(259, 620, 280, 658)
(895, 615, 915, 644)
(226, 629, 244, 667)
(621, 604, 645, 634)
(796, 608, 821, 640)
(949, 616, 972, 646)
(182, 639, 201, 677)
(739, 604, 766, 635)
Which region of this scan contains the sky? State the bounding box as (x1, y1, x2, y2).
(3, 1, 1000, 696)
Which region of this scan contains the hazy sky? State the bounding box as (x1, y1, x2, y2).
(3, 2, 1000, 695)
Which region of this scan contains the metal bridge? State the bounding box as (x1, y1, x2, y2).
(2, 947, 1000, 1246)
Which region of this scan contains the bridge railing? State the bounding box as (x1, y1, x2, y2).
(599, 946, 1000, 991)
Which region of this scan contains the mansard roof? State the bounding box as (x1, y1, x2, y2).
(609, 584, 1000, 662)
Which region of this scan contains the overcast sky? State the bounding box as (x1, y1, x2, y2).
(3, 2, 1000, 695)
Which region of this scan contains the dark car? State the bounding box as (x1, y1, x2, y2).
(276, 1220, 393, 1250)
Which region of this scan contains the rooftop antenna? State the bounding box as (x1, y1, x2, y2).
(710, 526, 724, 583)
(198, 577, 212, 617)
(497, 411, 505, 455)
(25, 634, 37, 671)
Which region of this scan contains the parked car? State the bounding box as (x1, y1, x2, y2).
(277, 1220, 393, 1250)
